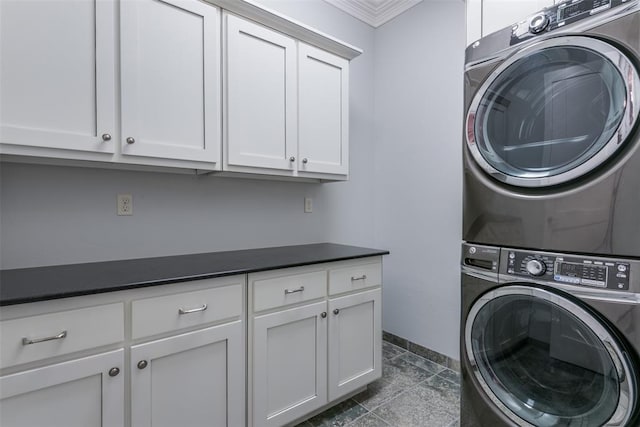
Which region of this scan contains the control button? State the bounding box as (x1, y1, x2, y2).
(529, 13, 550, 34)
(582, 278, 606, 288)
(509, 252, 515, 259)
(469, 247, 476, 255)
(618, 264, 628, 272)
(526, 259, 546, 276)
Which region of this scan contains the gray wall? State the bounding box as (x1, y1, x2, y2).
(0, 0, 465, 360)
(372, 0, 465, 360)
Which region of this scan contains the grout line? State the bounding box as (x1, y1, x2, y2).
(349, 411, 391, 426)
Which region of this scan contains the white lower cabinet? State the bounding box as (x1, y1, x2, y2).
(0, 275, 245, 427)
(131, 321, 244, 427)
(0, 349, 125, 427)
(249, 258, 383, 427)
(328, 288, 382, 401)
(0, 258, 382, 427)
(253, 301, 328, 427)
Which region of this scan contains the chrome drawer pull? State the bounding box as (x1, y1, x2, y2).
(351, 275, 367, 281)
(22, 330, 67, 345)
(178, 304, 208, 315)
(284, 286, 305, 295)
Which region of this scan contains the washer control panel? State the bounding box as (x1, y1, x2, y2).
(504, 249, 630, 291)
(510, 0, 631, 44)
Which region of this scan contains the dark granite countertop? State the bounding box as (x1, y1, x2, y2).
(0, 243, 389, 306)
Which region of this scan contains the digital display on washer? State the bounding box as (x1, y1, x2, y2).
(557, 0, 611, 21)
(558, 262, 582, 277)
(555, 261, 608, 287)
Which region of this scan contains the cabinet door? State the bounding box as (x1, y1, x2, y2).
(252, 301, 327, 427)
(120, 0, 221, 164)
(131, 321, 244, 427)
(328, 288, 382, 401)
(225, 14, 297, 172)
(0, 0, 116, 154)
(0, 349, 124, 427)
(298, 44, 349, 176)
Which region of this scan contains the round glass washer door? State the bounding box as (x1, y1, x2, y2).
(465, 285, 636, 426)
(466, 36, 640, 187)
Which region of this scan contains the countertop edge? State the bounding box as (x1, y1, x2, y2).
(0, 244, 390, 306)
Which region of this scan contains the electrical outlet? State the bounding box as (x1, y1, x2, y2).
(117, 194, 133, 216)
(304, 197, 313, 213)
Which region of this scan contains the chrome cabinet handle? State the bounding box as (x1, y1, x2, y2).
(302, 158, 308, 164)
(126, 137, 135, 144)
(289, 156, 296, 162)
(137, 360, 148, 370)
(320, 312, 327, 318)
(178, 304, 207, 315)
(351, 275, 367, 281)
(109, 367, 120, 377)
(284, 286, 305, 295)
(333, 309, 340, 315)
(22, 330, 67, 345)
(101, 133, 112, 141)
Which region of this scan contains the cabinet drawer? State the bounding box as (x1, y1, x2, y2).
(0, 303, 124, 369)
(253, 270, 327, 312)
(131, 282, 243, 340)
(329, 261, 382, 295)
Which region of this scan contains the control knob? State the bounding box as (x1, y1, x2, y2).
(529, 13, 550, 34)
(526, 259, 546, 276)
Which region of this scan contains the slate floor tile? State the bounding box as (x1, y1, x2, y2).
(353, 356, 435, 410)
(436, 367, 461, 386)
(305, 399, 368, 427)
(349, 413, 390, 426)
(382, 341, 407, 360)
(397, 351, 447, 376)
(371, 378, 460, 427)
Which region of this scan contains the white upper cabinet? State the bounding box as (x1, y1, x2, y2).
(0, 0, 116, 154)
(0, 0, 360, 179)
(224, 14, 297, 173)
(299, 44, 349, 176)
(120, 0, 221, 165)
(224, 13, 355, 180)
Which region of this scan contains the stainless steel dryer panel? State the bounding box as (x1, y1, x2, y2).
(462, 7, 640, 257)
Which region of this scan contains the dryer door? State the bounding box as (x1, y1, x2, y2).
(466, 36, 640, 187)
(465, 285, 636, 426)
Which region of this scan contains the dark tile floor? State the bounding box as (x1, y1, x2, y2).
(296, 341, 461, 427)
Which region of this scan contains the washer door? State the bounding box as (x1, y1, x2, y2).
(466, 36, 640, 187)
(466, 285, 636, 426)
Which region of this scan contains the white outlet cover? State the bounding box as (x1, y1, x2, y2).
(117, 194, 133, 216)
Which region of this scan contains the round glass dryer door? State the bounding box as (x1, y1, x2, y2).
(466, 36, 640, 187)
(465, 285, 636, 426)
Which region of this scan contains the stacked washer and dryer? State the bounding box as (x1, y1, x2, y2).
(461, 1, 640, 426)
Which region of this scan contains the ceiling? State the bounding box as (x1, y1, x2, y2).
(322, 0, 424, 27)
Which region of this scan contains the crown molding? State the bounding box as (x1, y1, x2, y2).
(322, 0, 423, 27)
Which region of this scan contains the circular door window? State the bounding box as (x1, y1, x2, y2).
(466, 37, 640, 187)
(465, 285, 636, 426)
